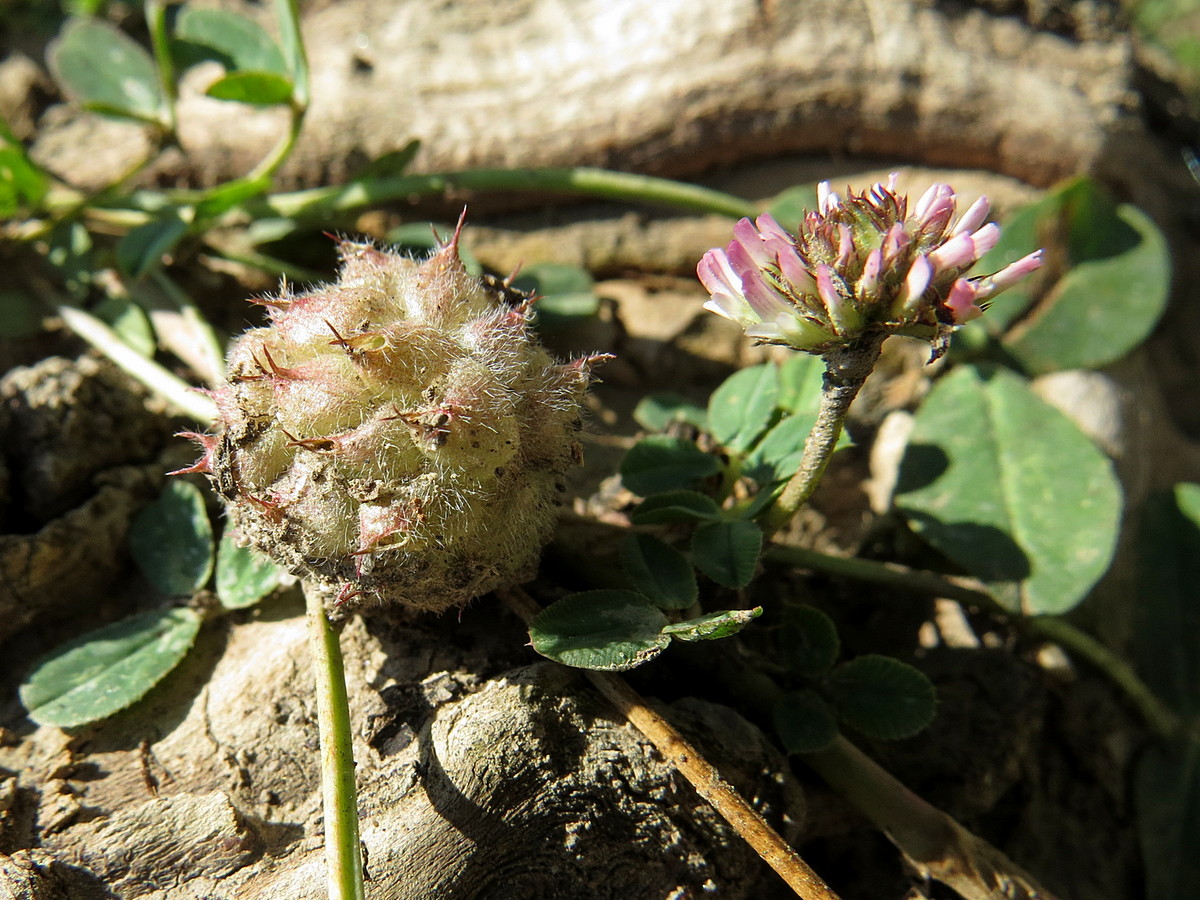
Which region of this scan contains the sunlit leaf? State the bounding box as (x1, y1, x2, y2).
(529, 590, 669, 671)
(215, 533, 285, 610)
(976, 177, 1170, 374)
(662, 606, 761, 641)
(20, 607, 202, 727)
(512, 263, 600, 328)
(93, 294, 155, 356)
(896, 364, 1122, 615)
(173, 7, 288, 75)
(204, 71, 294, 106)
(707, 363, 779, 454)
(48, 18, 167, 125)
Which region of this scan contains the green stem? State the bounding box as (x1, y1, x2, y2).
(245, 166, 758, 223)
(763, 544, 1183, 740)
(762, 334, 887, 535)
(304, 583, 365, 900)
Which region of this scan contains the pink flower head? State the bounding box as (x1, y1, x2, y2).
(697, 176, 1043, 358)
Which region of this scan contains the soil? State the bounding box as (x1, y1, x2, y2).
(2, 1, 1198, 898)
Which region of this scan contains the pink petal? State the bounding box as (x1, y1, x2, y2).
(914, 184, 955, 229)
(897, 254, 933, 315)
(697, 249, 742, 297)
(858, 248, 882, 301)
(952, 196, 990, 236)
(733, 218, 774, 267)
(945, 279, 983, 323)
(972, 249, 1044, 300)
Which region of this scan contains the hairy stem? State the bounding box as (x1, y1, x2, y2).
(762, 333, 887, 535)
(501, 587, 839, 900)
(304, 582, 365, 900)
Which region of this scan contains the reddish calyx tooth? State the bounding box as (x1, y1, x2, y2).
(169, 431, 218, 475)
(254, 345, 303, 380)
(334, 583, 363, 607)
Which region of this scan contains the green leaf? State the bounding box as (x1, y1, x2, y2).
(619, 533, 697, 610)
(765, 184, 816, 232)
(215, 533, 285, 610)
(1136, 737, 1200, 900)
(780, 603, 840, 675)
(773, 690, 839, 754)
(777, 353, 826, 415)
(1133, 484, 1200, 716)
(662, 606, 762, 641)
(0, 291, 45, 338)
(511, 263, 600, 329)
(19, 607, 202, 727)
(49, 18, 167, 125)
(743, 412, 849, 484)
(129, 480, 214, 596)
(204, 71, 295, 106)
(707, 363, 780, 454)
(633, 392, 708, 432)
(173, 7, 288, 75)
(116, 211, 189, 279)
(895, 364, 1122, 615)
(0, 121, 48, 215)
(827, 654, 936, 741)
(529, 590, 669, 671)
(192, 174, 272, 220)
(977, 177, 1170, 374)
(620, 435, 722, 496)
(351, 140, 421, 179)
(630, 490, 723, 525)
(691, 520, 762, 588)
(93, 294, 155, 356)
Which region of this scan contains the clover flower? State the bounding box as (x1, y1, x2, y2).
(182, 219, 604, 612)
(698, 175, 1043, 358)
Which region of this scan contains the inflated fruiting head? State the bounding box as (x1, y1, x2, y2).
(183, 216, 605, 612)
